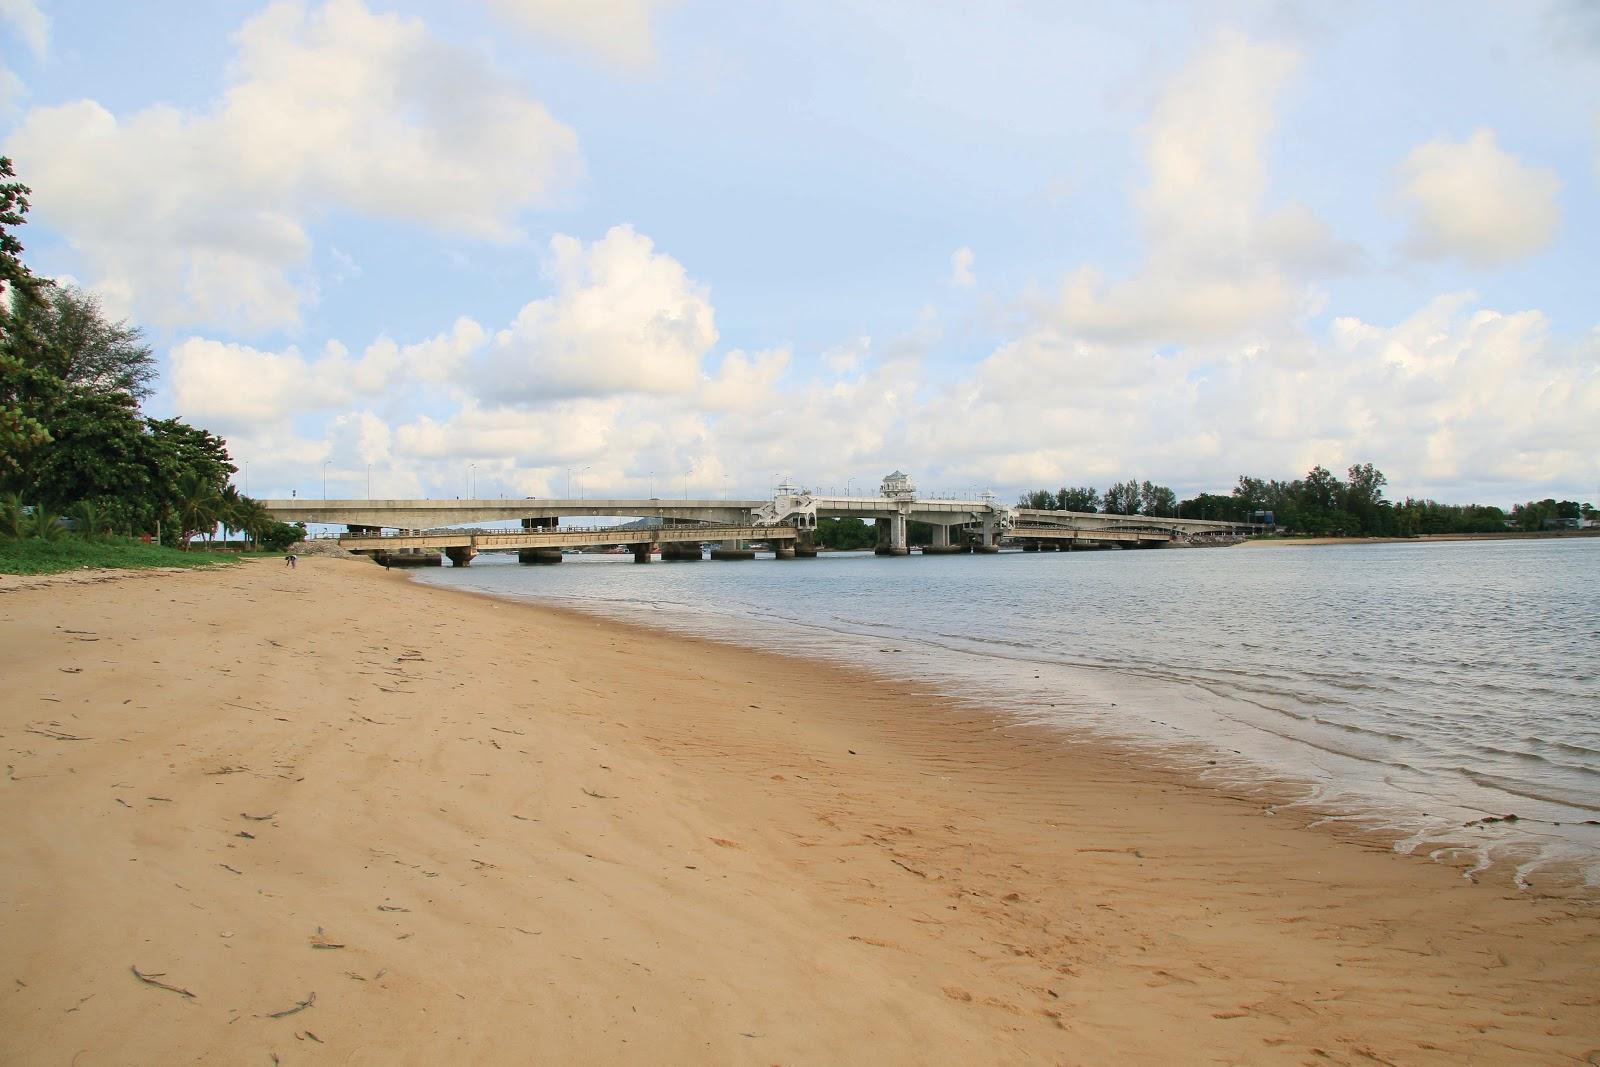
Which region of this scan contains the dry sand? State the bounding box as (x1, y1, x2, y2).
(1, 558, 1596, 1065)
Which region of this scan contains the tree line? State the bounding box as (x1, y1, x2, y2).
(1018, 480, 1179, 516)
(0, 157, 301, 551)
(1021, 462, 1596, 537)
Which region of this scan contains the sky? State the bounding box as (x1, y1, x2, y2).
(1, 0, 1596, 506)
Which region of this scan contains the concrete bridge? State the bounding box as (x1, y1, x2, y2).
(339, 523, 799, 567)
(262, 471, 1261, 565)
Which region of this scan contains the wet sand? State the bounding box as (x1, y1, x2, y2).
(1, 558, 1596, 1064)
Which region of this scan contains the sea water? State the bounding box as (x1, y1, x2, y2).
(414, 538, 1600, 886)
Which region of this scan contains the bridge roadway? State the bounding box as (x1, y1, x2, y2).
(263, 497, 1259, 538)
(339, 523, 797, 566)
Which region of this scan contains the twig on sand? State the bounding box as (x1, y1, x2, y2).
(240, 812, 276, 821)
(131, 965, 196, 999)
(581, 788, 610, 799)
(309, 929, 344, 949)
(25, 725, 90, 741)
(265, 992, 315, 1019)
(890, 858, 929, 879)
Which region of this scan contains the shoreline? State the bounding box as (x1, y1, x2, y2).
(3, 559, 1596, 1062)
(416, 558, 1600, 890)
(1239, 530, 1600, 547)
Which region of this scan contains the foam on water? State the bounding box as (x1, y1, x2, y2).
(416, 538, 1600, 887)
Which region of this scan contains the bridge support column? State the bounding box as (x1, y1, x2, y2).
(711, 539, 755, 561)
(922, 523, 961, 554)
(1022, 539, 1039, 552)
(773, 541, 796, 559)
(794, 530, 818, 558)
(874, 516, 909, 556)
(633, 543, 655, 564)
(973, 518, 1000, 553)
(661, 541, 703, 561)
(517, 517, 562, 565)
(444, 546, 477, 567)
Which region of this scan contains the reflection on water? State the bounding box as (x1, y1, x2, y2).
(416, 538, 1600, 886)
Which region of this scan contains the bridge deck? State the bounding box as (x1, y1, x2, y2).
(1008, 525, 1171, 543)
(338, 524, 797, 553)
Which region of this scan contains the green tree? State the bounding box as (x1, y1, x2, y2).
(173, 472, 222, 550)
(1056, 486, 1099, 512)
(0, 157, 55, 474)
(815, 516, 876, 549)
(257, 520, 306, 552)
(1103, 480, 1142, 515)
(7, 285, 156, 400)
(1138, 481, 1177, 517)
(1018, 489, 1057, 510)
(13, 385, 154, 529)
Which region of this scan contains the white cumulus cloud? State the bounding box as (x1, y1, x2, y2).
(1396, 129, 1560, 267)
(0, 0, 47, 57)
(4, 0, 580, 332)
(483, 0, 668, 70)
(1051, 31, 1340, 345)
(482, 225, 718, 403)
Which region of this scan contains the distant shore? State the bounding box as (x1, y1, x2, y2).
(1240, 529, 1600, 547)
(3, 559, 1596, 1063)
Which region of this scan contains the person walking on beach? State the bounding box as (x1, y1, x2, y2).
(284, 552, 297, 569)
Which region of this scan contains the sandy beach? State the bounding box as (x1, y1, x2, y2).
(2, 558, 1596, 1065)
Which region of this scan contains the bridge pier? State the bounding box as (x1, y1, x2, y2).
(661, 541, 703, 561)
(711, 539, 755, 561)
(874, 516, 910, 556)
(633, 543, 655, 564)
(922, 523, 962, 554)
(518, 517, 561, 564)
(773, 542, 796, 559)
(793, 531, 818, 558)
(444, 546, 477, 567)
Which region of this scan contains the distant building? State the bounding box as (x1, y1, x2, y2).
(881, 470, 916, 499)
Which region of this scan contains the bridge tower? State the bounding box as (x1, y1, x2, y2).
(874, 471, 914, 556)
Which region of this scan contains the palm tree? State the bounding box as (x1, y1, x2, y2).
(236, 496, 272, 549)
(0, 492, 26, 541)
(217, 484, 243, 548)
(29, 507, 66, 541)
(174, 473, 221, 550)
(66, 500, 108, 542)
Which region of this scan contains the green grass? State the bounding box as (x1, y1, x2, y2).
(0, 537, 247, 575)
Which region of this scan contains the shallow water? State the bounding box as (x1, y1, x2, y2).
(415, 538, 1600, 885)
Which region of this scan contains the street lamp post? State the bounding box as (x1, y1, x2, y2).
(367, 463, 372, 500)
(322, 461, 330, 500)
(469, 463, 476, 498)
(649, 470, 655, 498)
